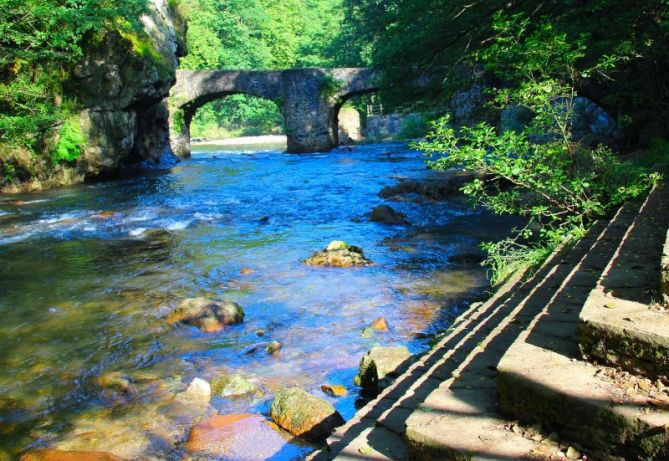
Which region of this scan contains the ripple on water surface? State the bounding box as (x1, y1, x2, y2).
(0, 142, 518, 459)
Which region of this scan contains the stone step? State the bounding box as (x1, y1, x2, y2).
(497, 198, 669, 460)
(404, 221, 609, 461)
(579, 185, 669, 380)
(313, 217, 607, 460)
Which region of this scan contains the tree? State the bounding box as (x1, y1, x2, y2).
(417, 13, 656, 284)
(336, 0, 669, 139)
(179, 0, 345, 138)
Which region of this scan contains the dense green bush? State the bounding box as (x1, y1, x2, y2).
(417, 13, 657, 284)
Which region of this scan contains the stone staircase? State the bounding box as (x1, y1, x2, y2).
(311, 185, 669, 460)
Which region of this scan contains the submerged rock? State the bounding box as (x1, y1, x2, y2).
(270, 387, 344, 440)
(167, 297, 244, 333)
(304, 241, 372, 268)
(354, 346, 412, 393)
(212, 373, 257, 397)
(370, 205, 410, 226)
(20, 450, 125, 461)
(95, 371, 132, 393)
(184, 414, 289, 459)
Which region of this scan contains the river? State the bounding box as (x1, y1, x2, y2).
(0, 141, 515, 459)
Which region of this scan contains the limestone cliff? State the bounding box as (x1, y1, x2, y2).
(70, 0, 186, 176)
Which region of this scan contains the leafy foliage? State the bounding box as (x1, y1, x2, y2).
(417, 14, 657, 284)
(53, 115, 85, 164)
(0, 0, 149, 142)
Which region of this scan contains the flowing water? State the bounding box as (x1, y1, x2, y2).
(0, 142, 516, 459)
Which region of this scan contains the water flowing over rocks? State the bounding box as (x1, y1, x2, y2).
(304, 241, 372, 268)
(354, 346, 412, 393)
(167, 297, 244, 332)
(20, 450, 126, 461)
(95, 372, 132, 393)
(270, 387, 345, 440)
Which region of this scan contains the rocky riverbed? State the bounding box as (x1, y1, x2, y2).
(0, 142, 519, 459)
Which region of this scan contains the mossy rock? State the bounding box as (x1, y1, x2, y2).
(270, 387, 344, 440)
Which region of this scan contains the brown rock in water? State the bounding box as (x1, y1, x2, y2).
(20, 450, 125, 461)
(321, 384, 348, 397)
(304, 241, 372, 268)
(185, 414, 288, 459)
(266, 341, 282, 355)
(370, 317, 389, 332)
(270, 387, 344, 440)
(167, 297, 244, 333)
(354, 346, 412, 394)
(370, 205, 410, 226)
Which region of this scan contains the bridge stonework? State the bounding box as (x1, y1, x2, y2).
(168, 68, 377, 156)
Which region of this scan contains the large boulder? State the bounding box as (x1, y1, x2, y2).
(304, 241, 372, 268)
(270, 387, 344, 440)
(354, 346, 412, 394)
(370, 205, 410, 226)
(167, 298, 244, 333)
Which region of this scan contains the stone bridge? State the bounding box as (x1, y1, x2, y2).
(169, 67, 378, 155)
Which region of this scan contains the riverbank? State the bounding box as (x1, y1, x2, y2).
(191, 135, 287, 147)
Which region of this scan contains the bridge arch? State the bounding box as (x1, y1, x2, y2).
(168, 68, 378, 156)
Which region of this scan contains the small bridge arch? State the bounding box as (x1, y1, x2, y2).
(169, 68, 378, 156)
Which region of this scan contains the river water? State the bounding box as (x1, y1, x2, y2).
(0, 142, 513, 459)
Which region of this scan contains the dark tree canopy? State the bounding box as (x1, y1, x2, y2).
(337, 0, 669, 139)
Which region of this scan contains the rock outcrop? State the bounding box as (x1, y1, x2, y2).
(70, 0, 186, 176)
